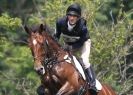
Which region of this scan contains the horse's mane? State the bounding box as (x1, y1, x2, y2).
(44, 31, 62, 48)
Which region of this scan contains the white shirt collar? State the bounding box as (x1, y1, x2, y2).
(67, 21, 76, 31)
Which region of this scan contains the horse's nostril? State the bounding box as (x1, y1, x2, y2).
(36, 67, 45, 75)
(38, 68, 43, 72)
(40, 67, 44, 70)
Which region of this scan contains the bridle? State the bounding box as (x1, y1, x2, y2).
(39, 39, 69, 70)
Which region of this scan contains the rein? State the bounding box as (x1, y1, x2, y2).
(42, 53, 70, 70)
(42, 40, 67, 70)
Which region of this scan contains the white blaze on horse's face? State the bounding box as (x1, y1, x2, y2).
(33, 39, 37, 46)
(32, 39, 45, 75)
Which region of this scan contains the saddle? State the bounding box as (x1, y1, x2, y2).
(64, 53, 102, 92)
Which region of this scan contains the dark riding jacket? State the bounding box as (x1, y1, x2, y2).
(55, 16, 90, 49)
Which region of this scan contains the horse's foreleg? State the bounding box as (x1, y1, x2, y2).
(56, 81, 74, 95)
(37, 85, 52, 95)
(37, 85, 45, 95)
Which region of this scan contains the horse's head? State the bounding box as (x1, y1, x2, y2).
(24, 24, 47, 75)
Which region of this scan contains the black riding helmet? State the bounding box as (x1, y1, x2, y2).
(66, 3, 81, 17)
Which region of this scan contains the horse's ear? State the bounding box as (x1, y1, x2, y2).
(39, 24, 44, 34)
(24, 26, 31, 34)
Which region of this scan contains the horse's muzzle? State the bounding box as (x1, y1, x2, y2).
(35, 65, 45, 75)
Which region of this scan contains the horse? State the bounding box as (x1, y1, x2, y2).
(24, 24, 117, 95)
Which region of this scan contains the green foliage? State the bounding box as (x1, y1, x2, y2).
(0, 0, 133, 95)
(0, 13, 39, 95)
(0, 13, 22, 30)
(0, 40, 40, 95)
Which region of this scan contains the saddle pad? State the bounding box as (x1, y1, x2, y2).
(72, 56, 86, 80)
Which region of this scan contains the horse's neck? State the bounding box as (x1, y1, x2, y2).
(44, 33, 67, 60)
(46, 35, 61, 53)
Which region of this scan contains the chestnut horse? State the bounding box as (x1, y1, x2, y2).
(24, 24, 117, 95)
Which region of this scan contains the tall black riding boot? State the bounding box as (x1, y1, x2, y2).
(85, 66, 97, 95)
(77, 58, 97, 94)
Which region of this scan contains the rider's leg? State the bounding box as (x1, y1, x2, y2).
(80, 39, 97, 93)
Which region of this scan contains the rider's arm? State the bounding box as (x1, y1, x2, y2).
(54, 20, 62, 41)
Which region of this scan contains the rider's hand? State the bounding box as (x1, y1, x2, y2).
(63, 44, 73, 51)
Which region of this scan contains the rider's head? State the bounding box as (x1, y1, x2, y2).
(66, 3, 81, 25)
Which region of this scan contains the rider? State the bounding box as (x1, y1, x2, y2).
(54, 3, 97, 94)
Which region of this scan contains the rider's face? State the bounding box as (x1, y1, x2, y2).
(68, 15, 79, 25)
